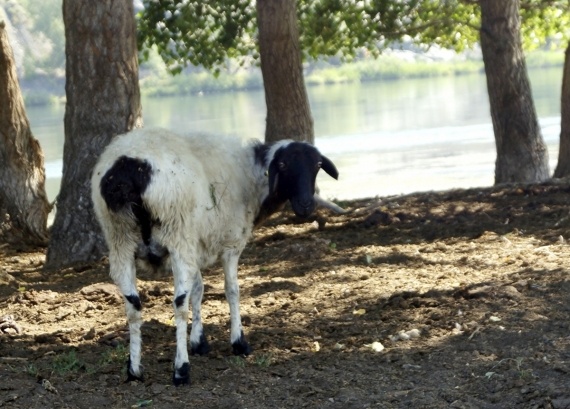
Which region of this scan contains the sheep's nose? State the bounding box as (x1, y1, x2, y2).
(299, 198, 313, 209)
(292, 197, 315, 218)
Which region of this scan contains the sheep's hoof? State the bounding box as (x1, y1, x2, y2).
(125, 358, 144, 383)
(231, 332, 252, 356)
(172, 362, 190, 386)
(190, 333, 211, 356)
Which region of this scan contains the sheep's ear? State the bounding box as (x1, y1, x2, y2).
(267, 160, 279, 194)
(320, 155, 339, 180)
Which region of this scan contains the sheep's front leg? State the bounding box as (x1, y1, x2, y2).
(170, 251, 201, 386)
(222, 249, 252, 355)
(109, 252, 144, 382)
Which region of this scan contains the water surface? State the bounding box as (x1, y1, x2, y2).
(29, 67, 563, 202)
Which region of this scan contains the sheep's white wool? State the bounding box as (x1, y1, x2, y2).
(92, 128, 267, 266)
(91, 127, 340, 385)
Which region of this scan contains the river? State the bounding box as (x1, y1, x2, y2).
(27, 67, 563, 202)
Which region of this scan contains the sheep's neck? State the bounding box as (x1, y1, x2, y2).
(253, 194, 286, 228)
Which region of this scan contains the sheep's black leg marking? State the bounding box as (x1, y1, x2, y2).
(126, 357, 144, 383)
(172, 362, 190, 386)
(190, 332, 211, 356)
(125, 294, 142, 311)
(232, 331, 252, 356)
(174, 292, 187, 308)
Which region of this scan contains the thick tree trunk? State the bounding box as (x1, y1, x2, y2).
(479, 0, 549, 184)
(257, 0, 314, 144)
(0, 21, 50, 246)
(554, 43, 570, 178)
(45, 0, 142, 268)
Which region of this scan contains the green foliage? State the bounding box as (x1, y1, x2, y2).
(5, 0, 65, 76)
(298, 0, 480, 59)
(139, 49, 564, 97)
(100, 343, 129, 367)
(9, 0, 570, 82)
(227, 355, 246, 368)
(136, 0, 485, 73)
(137, 0, 258, 75)
(137, 0, 570, 76)
(253, 353, 273, 367)
(50, 350, 85, 375)
(520, 0, 570, 50)
(140, 66, 262, 96)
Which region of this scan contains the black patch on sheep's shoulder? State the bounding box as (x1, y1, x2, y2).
(253, 142, 270, 168)
(253, 142, 285, 226)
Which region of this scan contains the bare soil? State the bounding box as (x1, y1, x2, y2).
(1, 183, 570, 409)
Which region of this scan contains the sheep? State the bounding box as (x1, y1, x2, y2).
(90, 127, 340, 385)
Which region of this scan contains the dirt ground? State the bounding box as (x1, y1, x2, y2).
(1, 182, 570, 409)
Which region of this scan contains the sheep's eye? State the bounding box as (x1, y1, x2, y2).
(278, 161, 286, 170)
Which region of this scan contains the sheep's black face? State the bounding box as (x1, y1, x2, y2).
(268, 142, 339, 218)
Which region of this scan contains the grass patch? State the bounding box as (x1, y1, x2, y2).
(253, 354, 273, 367)
(100, 343, 129, 367)
(227, 355, 246, 368)
(24, 363, 40, 377)
(50, 350, 85, 375)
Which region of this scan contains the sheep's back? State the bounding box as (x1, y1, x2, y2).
(93, 127, 261, 268)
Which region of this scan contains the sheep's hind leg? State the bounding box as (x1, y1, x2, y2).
(189, 272, 210, 356)
(109, 251, 144, 382)
(170, 251, 199, 386)
(222, 250, 252, 356)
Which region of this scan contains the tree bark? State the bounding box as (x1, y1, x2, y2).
(45, 0, 142, 268)
(479, 0, 549, 184)
(257, 0, 314, 144)
(554, 42, 570, 178)
(0, 21, 50, 246)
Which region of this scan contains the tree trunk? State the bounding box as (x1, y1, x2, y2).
(45, 0, 142, 269)
(554, 43, 570, 178)
(257, 0, 314, 144)
(0, 21, 50, 246)
(479, 0, 549, 184)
